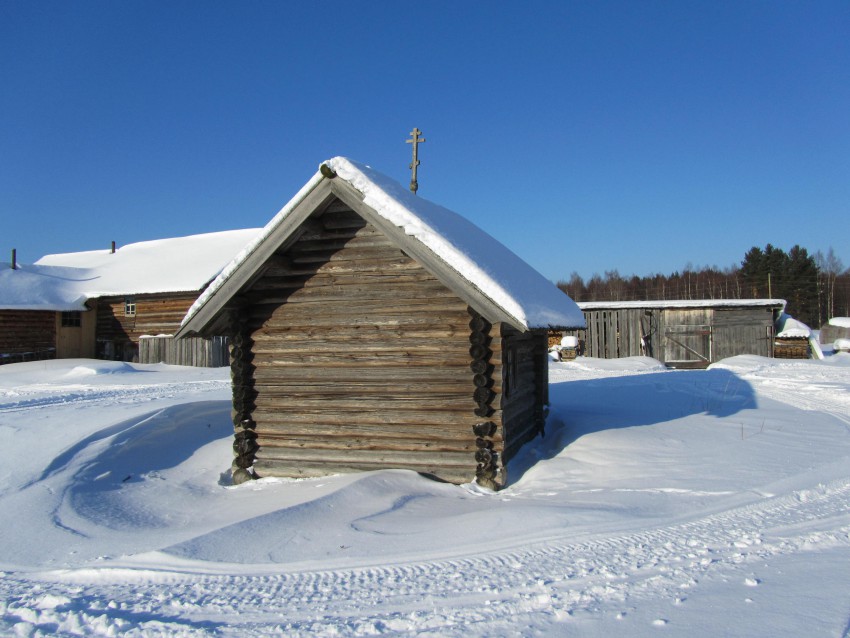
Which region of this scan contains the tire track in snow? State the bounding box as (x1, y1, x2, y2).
(0, 380, 229, 414)
(6, 474, 850, 636)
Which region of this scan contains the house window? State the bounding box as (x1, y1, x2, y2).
(61, 311, 82, 327)
(124, 297, 137, 317)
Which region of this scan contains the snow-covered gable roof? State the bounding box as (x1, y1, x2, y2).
(0, 229, 261, 311)
(180, 157, 584, 335)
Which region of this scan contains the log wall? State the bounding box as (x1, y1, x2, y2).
(0, 310, 56, 364)
(97, 293, 198, 361)
(240, 208, 482, 484)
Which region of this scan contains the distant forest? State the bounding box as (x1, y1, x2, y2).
(558, 245, 849, 328)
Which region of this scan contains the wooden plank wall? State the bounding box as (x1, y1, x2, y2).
(0, 310, 56, 363)
(242, 207, 480, 484)
(577, 306, 778, 366)
(139, 335, 229, 367)
(580, 308, 648, 359)
(661, 308, 711, 364)
(712, 308, 775, 360)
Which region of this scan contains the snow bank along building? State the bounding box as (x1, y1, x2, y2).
(0, 230, 259, 366)
(564, 299, 787, 368)
(177, 157, 584, 488)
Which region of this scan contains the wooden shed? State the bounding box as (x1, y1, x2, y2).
(570, 299, 785, 368)
(177, 157, 584, 489)
(0, 230, 258, 366)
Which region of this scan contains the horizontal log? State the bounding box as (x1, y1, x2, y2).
(251, 407, 479, 426)
(250, 325, 466, 342)
(253, 422, 496, 442)
(252, 395, 478, 411)
(254, 445, 473, 467)
(249, 352, 476, 367)
(256, 435, 476, 454)
(251, 382, 471, 396)
(254, 297, 469, 317)
(248, 312, 470, 330)
(250, 340, 468, 356)
(250, 365, 472, 382)
(247, 287, 460, 307)
(320, 211, 367, 229)
(251, 271, 441, 292)
(253, 459, 475, 484)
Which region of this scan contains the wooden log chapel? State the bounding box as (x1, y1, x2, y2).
(177, 157, 584, 489)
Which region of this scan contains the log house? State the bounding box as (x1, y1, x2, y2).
(177, 157, 584, 489)
(0, 230, 259, 365)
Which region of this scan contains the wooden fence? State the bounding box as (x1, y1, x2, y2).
(138, 335, 229, 367)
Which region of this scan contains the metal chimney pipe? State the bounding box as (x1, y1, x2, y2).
(11, 249, 16, 270)
(111, 241, 116, 254)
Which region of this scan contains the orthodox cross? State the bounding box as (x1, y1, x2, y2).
(406, 127, 425, 194)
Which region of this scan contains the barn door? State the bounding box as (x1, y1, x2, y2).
(663, 324, 712, 368)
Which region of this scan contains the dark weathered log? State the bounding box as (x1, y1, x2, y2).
(474, 405, 494, 418)
(256, 436, 476, 454)
(473, 387, 494, 405)
(468, 344, 491, 361)
(472, 421, 497, 437)
(254, 423, 499, 443)
(468, 315, 490, 332)
(469, 359, 490, 375)
(472, 373, 491, 388)
(469, 330, 489, 346)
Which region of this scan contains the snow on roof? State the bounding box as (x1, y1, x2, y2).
(829, 317, 850, 328)
(0, 229, 261, 311)
(578, 299, 786, 311)
(183, 157, 585, 331)
(775, 313, 812, 339)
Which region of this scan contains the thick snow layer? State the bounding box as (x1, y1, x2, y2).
(327, 158, 583, 329)
(0, 263, 90, 310)
(2, 353, 850, 636)
(0, 229, 261, 311)
(184, 158, 584, 331)
(829, 316, 850, 328)
(579, 299, 787, 310)
(775, 312, 812, 338)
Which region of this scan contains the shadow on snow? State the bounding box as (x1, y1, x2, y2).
(509, 367, 758, 485)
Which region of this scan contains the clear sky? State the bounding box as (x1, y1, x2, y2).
(2, 1, 848, 282)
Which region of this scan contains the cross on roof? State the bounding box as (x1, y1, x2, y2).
(406, 127, 425, 194)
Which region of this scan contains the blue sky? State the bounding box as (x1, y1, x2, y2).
(2, 1, 848, 282)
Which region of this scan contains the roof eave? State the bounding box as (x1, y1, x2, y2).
(176, 175, 337, 338)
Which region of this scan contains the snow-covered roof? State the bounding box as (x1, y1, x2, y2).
(829, 317, 850, 328)
(578, 299, 786, 311)
(0, 229, 261, 311)
(180, 158, 585, 333)
(775, 313, 812, 339)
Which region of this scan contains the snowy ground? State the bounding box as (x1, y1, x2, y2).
(1, 354, 849, 637)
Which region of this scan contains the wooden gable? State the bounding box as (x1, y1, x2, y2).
(236, 202, 482, 483)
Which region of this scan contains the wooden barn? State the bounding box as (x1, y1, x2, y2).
(0, 229, 258, 366)
(176, 157, 584, 489)
(568, 299, 785, 368)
